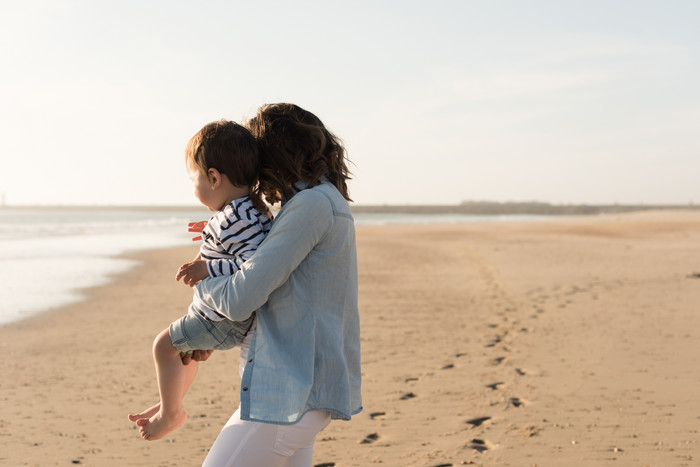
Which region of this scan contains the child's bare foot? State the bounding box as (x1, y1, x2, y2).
(128, 402, 161, 422)
(136, 410, 187, 441)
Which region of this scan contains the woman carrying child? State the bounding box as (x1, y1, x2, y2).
(191, 103, 362, 466)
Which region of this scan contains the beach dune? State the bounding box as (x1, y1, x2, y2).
(1, 211, 699, 466)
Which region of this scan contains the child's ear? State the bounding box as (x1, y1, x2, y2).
(207, 168, 222, 189)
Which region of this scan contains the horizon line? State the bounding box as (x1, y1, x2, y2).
(0, 201, 697, 209)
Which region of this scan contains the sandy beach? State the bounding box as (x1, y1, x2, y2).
(2, 211, 699, 466)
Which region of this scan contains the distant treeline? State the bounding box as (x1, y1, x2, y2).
(351, 201, 699, 216)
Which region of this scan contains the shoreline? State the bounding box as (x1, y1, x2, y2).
(2, 211, 700, 465)
(0, 212, 570, 329)
(0, 239, 196, 328)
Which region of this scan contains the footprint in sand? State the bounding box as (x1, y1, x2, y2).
(509, 397, 525, 408)
(400, 392, 417, 400)
(369, 412, 386, 420)
(405, 377, 419, 383)
(359, 433, 379, 444)
(490, 356, 506, 366)
(442, 363, 455, 370)
(468, 438, 490, 453)
(514, 368, 527, 376)
(314, 463, 335, 467)
(486, 382, 504, 390)
(484, 335, 502, 348)
(465, 416, 491, 428)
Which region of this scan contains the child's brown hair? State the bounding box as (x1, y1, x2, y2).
(186, 120, 266, 212)
(246, 103, 352, 205)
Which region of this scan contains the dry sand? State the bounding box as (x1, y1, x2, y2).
(1, 211, 699, 466)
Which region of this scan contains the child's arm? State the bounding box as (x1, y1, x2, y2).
(177, 220, 206, 284)
(176, 259, 209, 287)
(206, 257, 244, 278)
(176, 255, 241, 285)
(204, 205, 269, 278)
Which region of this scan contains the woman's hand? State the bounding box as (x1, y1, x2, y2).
(176, 259, 209, 286)
(188, 221, 208, 241)
(181, 349, 214, 365)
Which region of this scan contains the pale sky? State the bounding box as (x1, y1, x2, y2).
(1, 0, 698, 206)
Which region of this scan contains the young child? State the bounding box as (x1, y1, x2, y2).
(128, 120, 271, 441)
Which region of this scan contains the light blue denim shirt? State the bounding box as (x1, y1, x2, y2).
(194, 180, 362, 424)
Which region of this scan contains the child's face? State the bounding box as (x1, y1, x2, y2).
(187, 158, 219, 211)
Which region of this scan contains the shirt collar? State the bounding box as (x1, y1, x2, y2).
(281, 181, 310, 207)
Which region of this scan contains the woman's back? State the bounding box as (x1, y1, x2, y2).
(195, 180, 362, 424)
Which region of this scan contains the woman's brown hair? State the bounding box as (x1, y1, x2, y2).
(246, 103, 352, 205)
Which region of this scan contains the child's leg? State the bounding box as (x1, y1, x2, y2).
(128, 354, 198, 421)
(136, 328, 191, 440)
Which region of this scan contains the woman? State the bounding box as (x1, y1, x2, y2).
(190, 103, 362, 466)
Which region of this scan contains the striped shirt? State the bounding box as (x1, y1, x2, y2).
(193, 196, 271, 321)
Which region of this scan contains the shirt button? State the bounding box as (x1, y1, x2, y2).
(242, 387, 248, 391)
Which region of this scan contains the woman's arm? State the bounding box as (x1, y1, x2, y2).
(194, 189, 333, 321)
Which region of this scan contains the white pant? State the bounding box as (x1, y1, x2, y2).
(202, 408, 332, 467)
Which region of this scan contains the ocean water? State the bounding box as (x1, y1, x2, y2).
(0, 207, 209, 326)
(0, 207, 550, 326)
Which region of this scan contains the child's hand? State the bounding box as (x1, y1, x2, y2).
(188, 221, 207, 241)
(176, 259, 209, 287)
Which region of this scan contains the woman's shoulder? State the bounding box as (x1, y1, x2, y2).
(280, 181, 351, 221)
(285, 186, 333, 213)
(311, 182, 352, 218)
(305, 181, 348, 206)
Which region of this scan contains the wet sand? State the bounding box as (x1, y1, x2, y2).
(2, 211, 700, 466)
